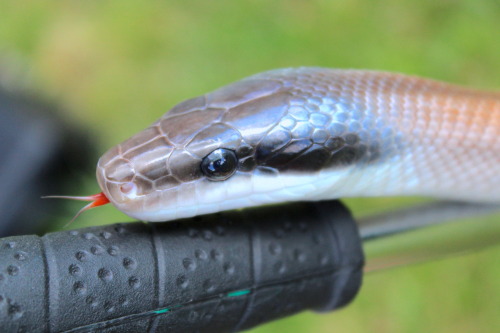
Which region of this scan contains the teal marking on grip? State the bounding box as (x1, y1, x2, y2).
(227, 289, 251, 297)
(154, 308, 170, 314)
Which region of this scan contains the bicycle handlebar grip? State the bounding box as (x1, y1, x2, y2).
(0, 200, 364, 332)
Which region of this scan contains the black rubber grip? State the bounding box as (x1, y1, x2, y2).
(0, 200, 364, 332)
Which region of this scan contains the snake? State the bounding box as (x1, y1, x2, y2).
(50, 68, 500, 222)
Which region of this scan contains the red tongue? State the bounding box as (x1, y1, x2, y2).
(42, 192, 110, 226)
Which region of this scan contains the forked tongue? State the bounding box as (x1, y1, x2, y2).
(42, 192, 110, 226)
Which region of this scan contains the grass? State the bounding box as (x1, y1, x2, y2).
(0, 1, 499, 332)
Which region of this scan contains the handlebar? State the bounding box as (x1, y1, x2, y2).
(0, 200, 364, 333)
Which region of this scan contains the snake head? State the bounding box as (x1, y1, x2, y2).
(96, 77, 292, 221)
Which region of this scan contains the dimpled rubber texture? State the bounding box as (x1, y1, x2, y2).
(0, 200, 363, 333)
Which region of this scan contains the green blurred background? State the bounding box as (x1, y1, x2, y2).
(1, 0, 499, 332)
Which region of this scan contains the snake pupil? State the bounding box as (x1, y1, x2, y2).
(201, 148, 238, 181)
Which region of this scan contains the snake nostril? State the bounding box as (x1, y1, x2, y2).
(120, 182, 137, 197)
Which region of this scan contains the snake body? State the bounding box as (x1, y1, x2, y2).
(96, 68, 500, 221)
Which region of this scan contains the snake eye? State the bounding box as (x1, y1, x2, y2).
(201, 148, 238, 181)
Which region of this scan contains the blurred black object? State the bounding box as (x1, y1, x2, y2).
(0, 88, 97, 236)
(0, 200, 364, 333)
